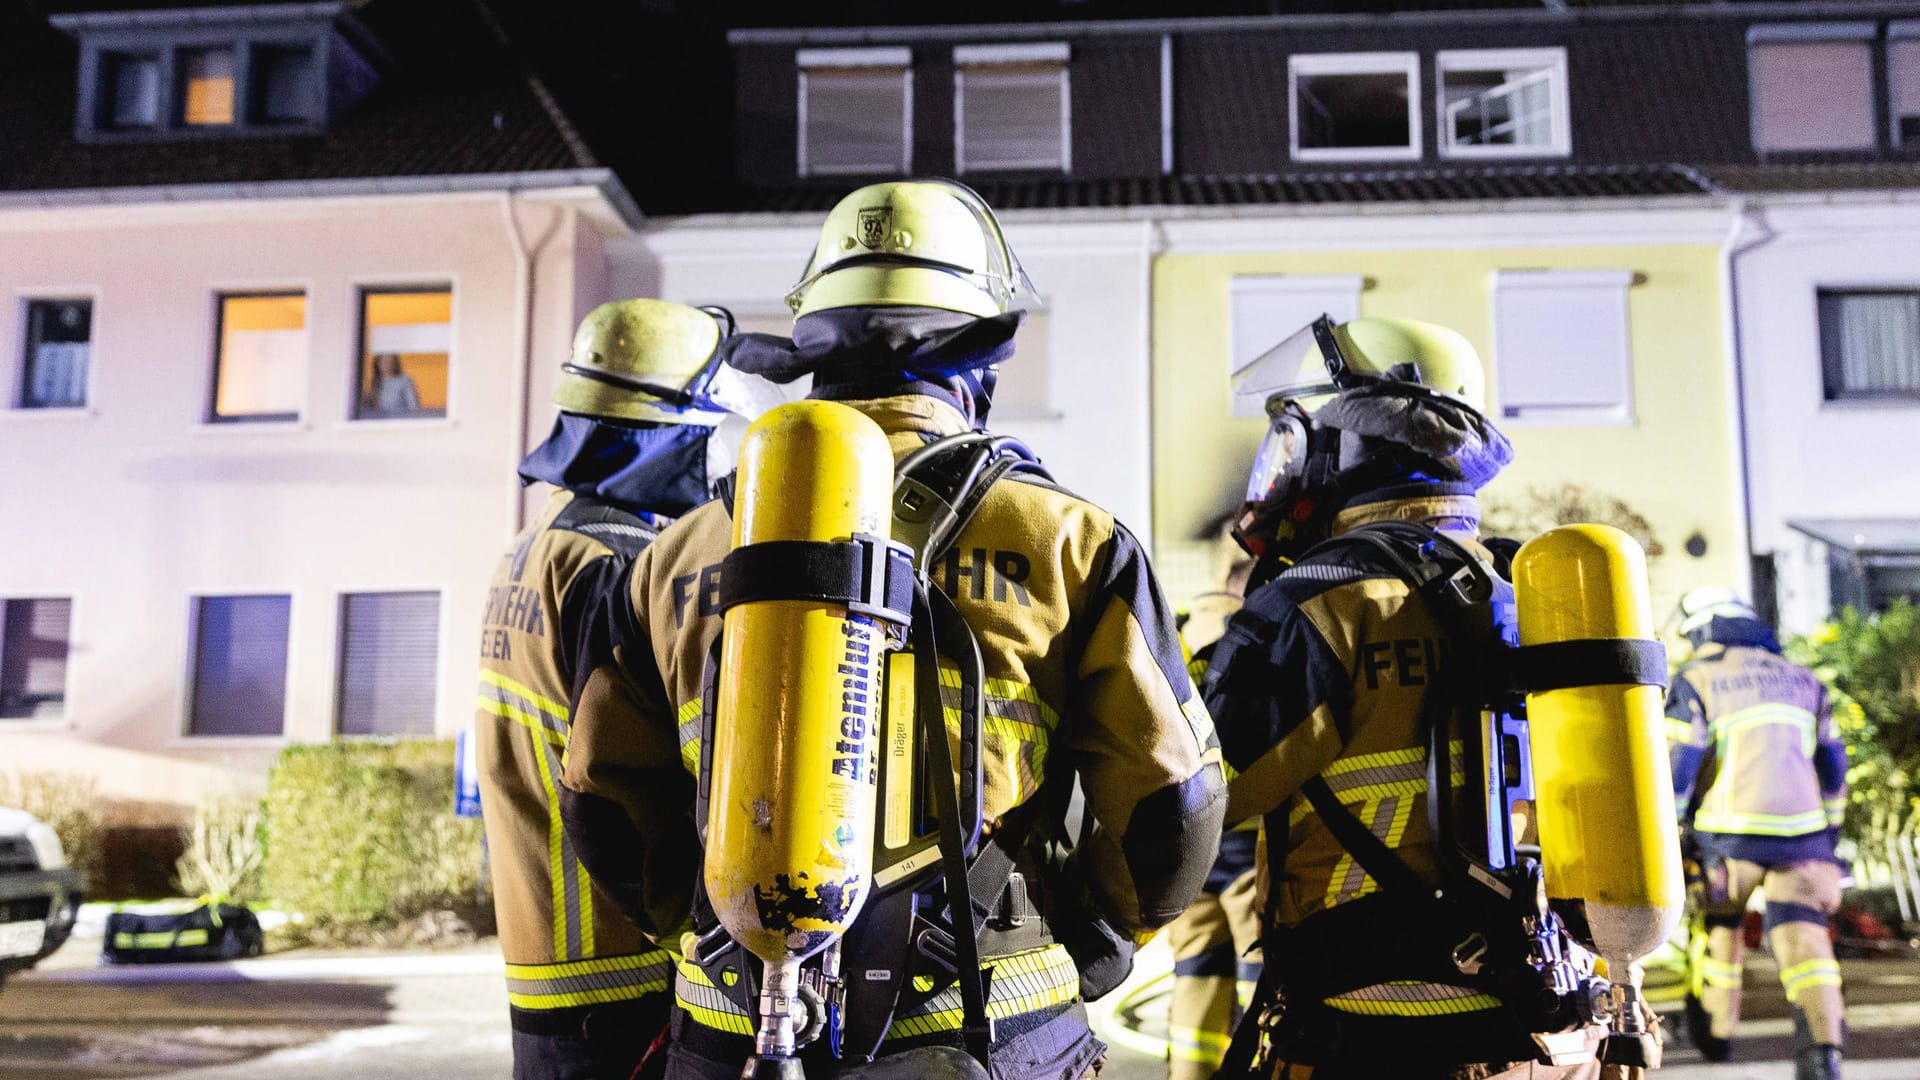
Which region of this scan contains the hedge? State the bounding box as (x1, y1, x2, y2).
(262, 739, 483, 928)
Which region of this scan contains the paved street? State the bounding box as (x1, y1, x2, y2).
(1, 933, 1917, 1078)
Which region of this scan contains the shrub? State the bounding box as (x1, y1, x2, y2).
(175, 796, 266, 905)
(0, 771, 101, 878)
(1481, 483, 1665, 560)
(261, 739, 483, 930)
(1786, 599, 1920, 854)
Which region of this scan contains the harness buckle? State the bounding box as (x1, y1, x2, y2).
(1451, 931, 1490, 976)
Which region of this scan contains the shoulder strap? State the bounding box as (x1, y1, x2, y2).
(894, 433, 1051, 571)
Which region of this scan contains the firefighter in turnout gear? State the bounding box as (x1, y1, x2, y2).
(477, 299, 741, 1080)
(1166, 527, 1262, 1080)
(1668, 589, 1848, 1080)
(1202, 316, 1632, 1079)
(558, 179, 1227, 1080)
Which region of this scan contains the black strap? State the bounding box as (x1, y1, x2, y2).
(1513, 638, 1668, 692)
(1300, 776, 1430, 896)
(1216, 960, 1279, 1080)
(911, 583, 993, 1067)
(716, 535, 914, 626)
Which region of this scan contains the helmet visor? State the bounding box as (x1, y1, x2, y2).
(1232, 320, 1339, 413)
(1245, 406, 1310, 506)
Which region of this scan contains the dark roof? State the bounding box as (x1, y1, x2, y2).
(1704, 162, 1920, 194)
(723, 165, 1713, 214)
(0, 0, 596, 197)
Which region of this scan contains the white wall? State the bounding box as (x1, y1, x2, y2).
(1733, 199, 1920, 633)
(0, 190, 614, 820)
(608, 215, 1158, 542)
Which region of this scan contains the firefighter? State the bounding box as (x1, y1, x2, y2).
(1166, 525, 1262, 1080)
(476, 299, 738, 1080)
(558, 179, 1226, 1080)
(1668, 588, 1847, 1080)
(1202, 315, 1618, 1079)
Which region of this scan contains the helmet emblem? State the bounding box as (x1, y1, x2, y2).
(856, 206, 891, 250)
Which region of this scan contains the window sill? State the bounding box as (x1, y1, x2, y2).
(993, 406, 1065, 421)
(1819, 396, 1920, 411)
(339, 415, 456, 430)
(168, 734, 290, 749)
(1438, 145, 1571, 161)
(0, 717, 74, 731)
(190, 419, 309, 435)
(1291, 146, 1422, 164)
(1, 406, 96, 421)
(1497, 408, 1636, 429)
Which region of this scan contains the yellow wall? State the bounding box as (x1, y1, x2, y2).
(1150, 243, 1743, 615)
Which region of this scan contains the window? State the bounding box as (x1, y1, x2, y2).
(1750, 25, 1876, 152)
(1817, 289, 1920, 401)
(1228, 275, 1363, 418)
(954, 44, 1070, 174)
(101, 52, 159, 129)
(1290, 53, 1421, 162)
(798, 48, 912, 176)
(1492, 269, 1634, 424)
(18, 299, 91, 409)
(186, 594, 291, 737)
(355, 287, 451, 420)
(1891, 25, 1920, 145)
(1, 599, 71, 720)
(337, 591, 440, 737)
(1437, 49, 1569, 158)
(211, 292, 305, 423)
(177, 47, 236, 126)
(252, 44, 319, 124)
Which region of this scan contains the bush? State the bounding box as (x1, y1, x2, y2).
(262, 739, 483, 931)
(1481, 483, 1665, 560)
(1786, 599, 1920, 854)
(175, 796, 265, 904)
(0, 771, 101, 878)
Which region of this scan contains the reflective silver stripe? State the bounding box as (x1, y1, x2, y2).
(506, 951, 674, 1007)
(479, 678, 567, 739)
(675, 964, 756, 1034)
(677, 698, 703, 776)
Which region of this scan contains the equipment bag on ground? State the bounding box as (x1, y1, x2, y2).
(102, 902, 263, 964)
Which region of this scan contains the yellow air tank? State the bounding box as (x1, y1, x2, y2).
(706, 400, 897, 1075)
(1513, 524, 1683, 1063)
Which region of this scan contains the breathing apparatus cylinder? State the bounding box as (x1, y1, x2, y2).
(706, 401, 896, 1075)
(1512, 524, 1683, 1063)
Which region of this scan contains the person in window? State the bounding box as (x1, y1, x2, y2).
(367, 353, 420, 415)
(1668, 589, 1847, 1080)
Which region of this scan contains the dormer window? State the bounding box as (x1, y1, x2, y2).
(54, 4, 368, 142)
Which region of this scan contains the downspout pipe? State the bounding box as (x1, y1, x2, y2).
(1719, 192, 1781, 617)
(501, 190, 564, 534)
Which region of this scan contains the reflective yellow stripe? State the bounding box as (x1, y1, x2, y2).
(674, 961, 755, 1034)
(1667, 718, 1697, 745)
(113, 929, 211, 949)
(1694, 807, 1830, 837)
(476, 696, 565, 747)
(677, 698, 703, 777)
(1714, 702, 1817, 757)
(1699, 957, 1742, 988)
(506, 949, 675, 1010)
(481, 668, 571, 723)
(1323, 980, 1503, 1017)
(1169, 1023, 1231, 1063)
(1824, 797, 1846, 826)
(528, 717, 569, 958)
(1781, 958, 1842, 1001)
(886, 944, 1080, 1040)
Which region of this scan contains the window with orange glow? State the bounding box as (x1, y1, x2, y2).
(211, 292, 305, 422)
(355, 288, 451, 420)
(178, 47, 236, 126)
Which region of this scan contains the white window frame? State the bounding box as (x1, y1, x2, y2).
(331, 586, 446, 739)
(177, 589, 296, 743)
(1288, 51, 1422, 163)
(953, 42, 1072, 175)
(8, 287, 101, 418)
(345, 276, 459, 427)
(1490, 268, 1636, 427)
(995, 297, 1060, 420)
(202, 283, 311, 428)
(796, 47, 913, 177)
(1228, 274, 1365, 418)
(1435, 48, 1571, 160)
(0, 594, 77, 726)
